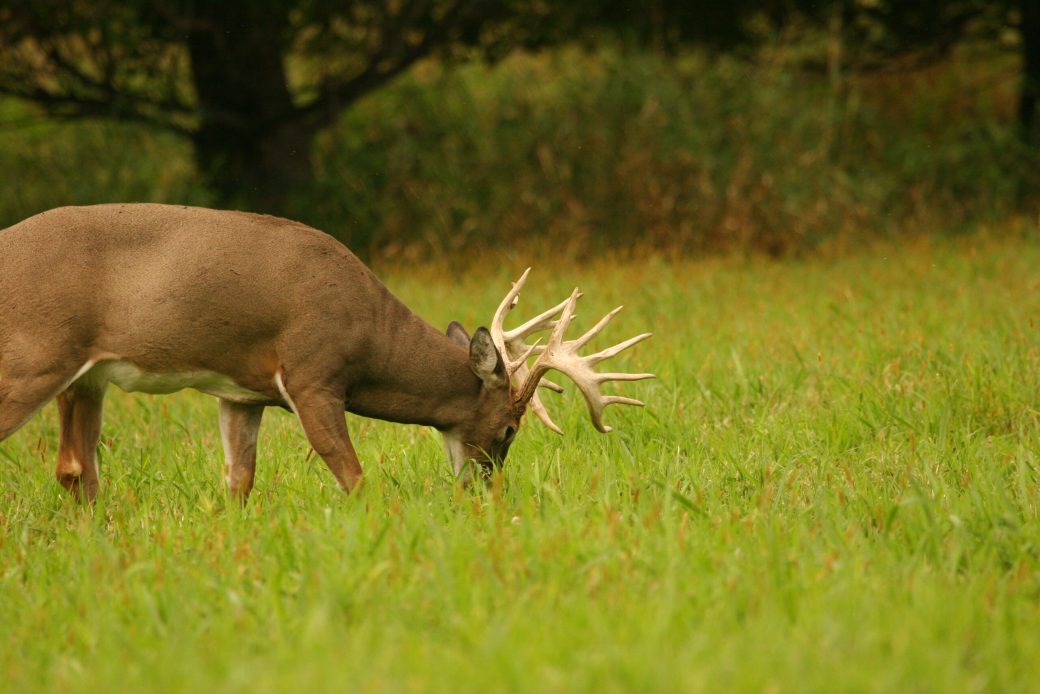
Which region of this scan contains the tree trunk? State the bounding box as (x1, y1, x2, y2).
(1020, 0, 1040, 145)
(186, 5, 315, 212)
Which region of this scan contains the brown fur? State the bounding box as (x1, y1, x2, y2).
(0, 204, 519, 500)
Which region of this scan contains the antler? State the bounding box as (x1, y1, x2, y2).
(489, 268, 571, 434)
(491, 269, 655, 434)
(515, 288, 654, 433)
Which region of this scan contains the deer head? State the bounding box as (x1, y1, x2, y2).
(442, 268, 654, 479)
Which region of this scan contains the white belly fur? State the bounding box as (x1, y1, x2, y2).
(77, 360, 270, 404)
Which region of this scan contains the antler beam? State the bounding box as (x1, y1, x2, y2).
(489, 268, 570, 433)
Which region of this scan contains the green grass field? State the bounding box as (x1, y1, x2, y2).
(1, 233, 1039, 692)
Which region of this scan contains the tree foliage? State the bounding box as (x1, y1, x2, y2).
(0, 1, 502, 208)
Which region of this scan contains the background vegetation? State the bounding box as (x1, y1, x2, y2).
(1, 40, 1035, 257)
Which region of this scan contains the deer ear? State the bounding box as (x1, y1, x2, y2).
(446, 321, 470, 347)
(469, 327, 507, 388)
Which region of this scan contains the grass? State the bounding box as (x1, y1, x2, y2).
(2, 230, 1040, 692)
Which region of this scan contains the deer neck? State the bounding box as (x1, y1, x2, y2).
(347, 307, 479, 430)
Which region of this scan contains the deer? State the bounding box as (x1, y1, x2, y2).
(0, 204, 653, 501)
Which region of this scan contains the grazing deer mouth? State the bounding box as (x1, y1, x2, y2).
(441, 431, 471, 478)
(440, 431, 501, 485)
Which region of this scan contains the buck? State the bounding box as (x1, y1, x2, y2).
(0, 204, 653, 501)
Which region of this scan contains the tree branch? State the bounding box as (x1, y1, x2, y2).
(0, 82, 194, 137)
(290, 0, 483, 130)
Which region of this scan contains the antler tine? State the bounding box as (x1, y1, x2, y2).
(589, 332, 653, 364)
(505, 293, 577, 341)
(546, 288, 582, 349)
(489, 267, 553, 377)
(540, 377, 565, 393)
(528, 391, 563, 434)
(515, 289, 655, 434)
(572, 305, 623, 351)
(603, 395, 645, 407)
(595, 372, 656, 382)
(513, 338, 542, 366)
(490, 267, 531, 354)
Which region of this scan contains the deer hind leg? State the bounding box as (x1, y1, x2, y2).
(54, 383, 107, 501)
(218, 399, 264, 502)
(276, 376, 362, 493)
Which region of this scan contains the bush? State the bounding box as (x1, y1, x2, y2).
(0, 100, 210, 222)
(0, 43, 1032, 256)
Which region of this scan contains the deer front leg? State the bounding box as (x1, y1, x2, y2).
(278, 380, 363, 493)
(218, 399, 264, 502)
(55, 385, 107, 502)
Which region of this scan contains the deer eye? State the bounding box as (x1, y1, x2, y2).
(502, 425, 516, 443)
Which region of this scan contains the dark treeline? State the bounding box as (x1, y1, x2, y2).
(0, 1, 1036, 254)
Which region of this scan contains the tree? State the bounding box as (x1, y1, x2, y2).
(0, 1, 499, 209)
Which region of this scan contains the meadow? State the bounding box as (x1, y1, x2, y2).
(1, 230, 1038, 692)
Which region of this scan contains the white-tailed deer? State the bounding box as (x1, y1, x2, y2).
(0, 204, 653, 500)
